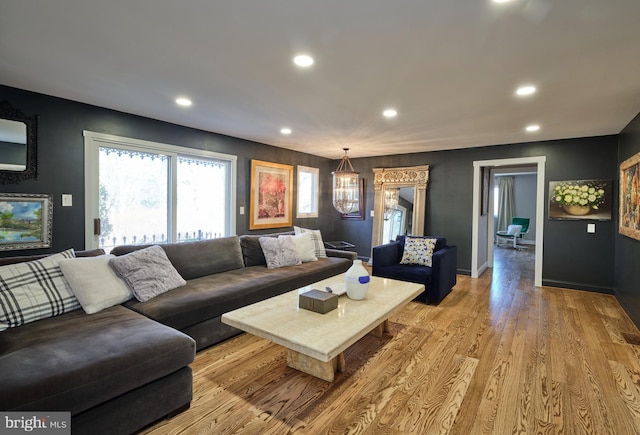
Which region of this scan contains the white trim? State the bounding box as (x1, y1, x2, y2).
(472, 156, 545, 287)
(296, 165, 319, 218)
(83, 130, 237, 249)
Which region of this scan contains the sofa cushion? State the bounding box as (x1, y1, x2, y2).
(294, 226, 327, 258)
(0, 305, 195, 413)
(111, 237, 245, 280)
(259, 236, 301, 269)
(280, 232, 317, 262)
(400, 237, 437, 267)
(59, 255, 133, 314)
(0, 249, 78, 331)
(109, 245, 186, 302)
(239, 235, 267, 267)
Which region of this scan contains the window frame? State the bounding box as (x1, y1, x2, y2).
(296, 165, 319, 218)
(83, 131, 237, 249)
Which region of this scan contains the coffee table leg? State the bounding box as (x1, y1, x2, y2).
(370, 319, 390, 338)
(287, 349, 343, 382)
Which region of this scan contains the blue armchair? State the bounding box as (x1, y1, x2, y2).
(372, 235, 457, 304)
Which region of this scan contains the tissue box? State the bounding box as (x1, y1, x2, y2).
(299, 289, 338, 314)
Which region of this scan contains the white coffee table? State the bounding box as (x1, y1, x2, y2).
(221, 274, 424, 381)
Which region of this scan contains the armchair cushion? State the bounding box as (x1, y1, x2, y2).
(379, 263, 433, 286)
(399, 237, 437, 267)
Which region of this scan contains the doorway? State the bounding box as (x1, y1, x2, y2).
(471, 157, 545, 287)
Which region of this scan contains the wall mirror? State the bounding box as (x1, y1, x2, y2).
(371, 165, 430, 249)
(0, 101, 38, 184)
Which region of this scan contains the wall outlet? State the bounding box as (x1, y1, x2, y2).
(239, 206, 245, 215)
(587, 223, 596, 233)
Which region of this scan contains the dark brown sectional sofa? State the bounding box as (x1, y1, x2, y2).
(0, 233, 356, 434)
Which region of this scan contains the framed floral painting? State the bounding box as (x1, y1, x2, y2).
(0, 193, 52, 250)
(250, 160, 293, 230)
(620, 152, 640, 240)
(548, 179, 612, 221)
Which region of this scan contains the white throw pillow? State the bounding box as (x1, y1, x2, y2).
(400, 237, 437, 267)
(0, 249, 78, 331)
(280, 233, 317, 262)
(59, 255, 133, 314)
(259, 236, 302, 269)
(506, 224, 522, 236)
(293, 226, 327, 258)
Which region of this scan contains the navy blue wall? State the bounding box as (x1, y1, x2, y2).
(616, 112, 640, 326)
(1, 84, 634, 306)
(336, 135, 618, 292)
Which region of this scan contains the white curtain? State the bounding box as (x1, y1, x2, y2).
(497, 176, 515, 231)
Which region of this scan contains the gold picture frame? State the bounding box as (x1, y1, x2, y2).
(620, 151, 640, 240)
(250, 159, 293, 230)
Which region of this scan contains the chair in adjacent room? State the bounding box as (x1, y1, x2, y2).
(496, 217, 530, 249)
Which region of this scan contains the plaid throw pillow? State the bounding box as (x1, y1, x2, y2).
(294, 226, 327, 258)
(0, 249, 79, 331)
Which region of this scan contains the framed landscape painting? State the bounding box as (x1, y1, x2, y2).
(250, 160, 293, 230)
(0, 193, 52, 250)
(620, 152, 640, 240)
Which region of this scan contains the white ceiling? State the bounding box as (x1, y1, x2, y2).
(1, 0, 639, 159)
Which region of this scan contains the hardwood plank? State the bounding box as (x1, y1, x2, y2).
(141, 247, 640, 434)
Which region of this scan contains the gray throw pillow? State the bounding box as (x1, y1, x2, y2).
(109, 245, 186, 302)
(259, 236, 302, 269)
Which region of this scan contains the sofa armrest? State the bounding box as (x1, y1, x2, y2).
(429, 245, 457, 303)
(372, 242, 401, 275)
(325, 249, 357, 260)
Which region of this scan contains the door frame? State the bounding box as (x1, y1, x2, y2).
(471, 156, 546, 286)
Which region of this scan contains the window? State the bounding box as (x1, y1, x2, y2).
(297, 165, 319, 218)
(84, 131, 236, 252)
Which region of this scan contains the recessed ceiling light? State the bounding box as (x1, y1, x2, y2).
(516, 85, 537, 96)
(383, 109, 397, 118)
(293, 54, 314, 67)
(280, 127, 292, 135)
(175, 97, 192, 107)
(526, 124, 540, 132)
(492, 0, 513, 3)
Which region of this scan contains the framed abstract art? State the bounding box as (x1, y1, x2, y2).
(250, 160, 293, 230)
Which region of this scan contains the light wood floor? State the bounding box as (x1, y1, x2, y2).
(142, 246, 640, 434)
